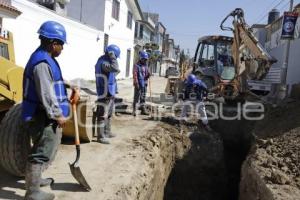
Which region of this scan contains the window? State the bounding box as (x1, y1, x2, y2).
(134, 22, 138, 38)
(199, 43, 215, 68)
(37, 0, 55, 9)
(139, 25, 144, 39)
(127, 11, 133, 29)
(112, 0, 120, 21)
(216, 43, 233, 67)
(126, 49, 131, 77)
(0, 42, 9, 60)
(104, 34, 109, 53)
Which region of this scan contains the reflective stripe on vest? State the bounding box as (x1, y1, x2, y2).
(95, 55, 116, 98)
(22, 47, 69, 121)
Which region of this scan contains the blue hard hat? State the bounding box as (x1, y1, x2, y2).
(139, 51, 149, 59)
(38, 21, 67, 43)
(187, 74, 196, 84)
(105, 44, 121, 58)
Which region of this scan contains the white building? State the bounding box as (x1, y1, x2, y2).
(249, 4, 300, 93)
(3, 0, 104, 80)
(67, 0, 143, 79)
(2, 0, 142, 80)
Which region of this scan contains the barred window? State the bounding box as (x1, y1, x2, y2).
(112, 0, 120, 21)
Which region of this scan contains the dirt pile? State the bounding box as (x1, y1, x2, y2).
(240, 101, 300, 200)
(253, 101, 300, 138)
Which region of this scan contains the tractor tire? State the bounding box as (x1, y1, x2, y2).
(0, 104, 60, 177)
(0, 104, 30, 177)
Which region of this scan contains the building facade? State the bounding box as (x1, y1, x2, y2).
(67, 0, 143, 79)
(249, 4, 300, 92)
(160, 33, 180, 76)
(3, 0, 104, 80)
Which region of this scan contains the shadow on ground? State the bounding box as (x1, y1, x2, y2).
(0, 169, 24, 200)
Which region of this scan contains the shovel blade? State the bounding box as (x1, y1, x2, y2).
(69, 162, 92, 191)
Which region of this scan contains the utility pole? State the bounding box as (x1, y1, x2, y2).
(80, 0, 83, 22)
(278, 0, 294, 100)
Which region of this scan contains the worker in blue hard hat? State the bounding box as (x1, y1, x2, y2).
(180, 74, 212, 132)
(95, 44, 120, 144)
(22, 21, 79, 200)
(132, 51, 151, 116)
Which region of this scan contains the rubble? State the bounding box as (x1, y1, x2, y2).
(240, 101, 300, 200)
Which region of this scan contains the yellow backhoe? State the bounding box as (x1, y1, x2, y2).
(192, 8, 277, 102)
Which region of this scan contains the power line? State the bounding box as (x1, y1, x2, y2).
(256, 0, 300, 23)
(253, 0, 283, 23)
(278, 0, 292, 12)
(255, 0, 286, 24)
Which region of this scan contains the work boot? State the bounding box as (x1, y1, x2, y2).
(99, 138, 110, 144)
(105, 119, 116, 138)
(40, 178, 54, 187)
(140, 106, 149, 115)
(132, 105, 137, 117)
(24, 163, 55, 200)
(97, 121, 110, 144)
(132, 111, 136, 117)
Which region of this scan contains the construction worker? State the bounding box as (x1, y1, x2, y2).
(95, 44, 120, 144)
(180, 74, 212, 132)
(132, 51, 151, 116)
(22, 21, 78, 200)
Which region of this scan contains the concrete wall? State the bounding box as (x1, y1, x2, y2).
(3, 0, 103, 80)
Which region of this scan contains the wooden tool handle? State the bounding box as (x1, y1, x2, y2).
(72, 104, 80, 145)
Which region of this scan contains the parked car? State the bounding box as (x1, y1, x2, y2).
(165, 66, 179, 78)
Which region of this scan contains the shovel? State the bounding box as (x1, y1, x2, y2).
(69, 96, 92, 191)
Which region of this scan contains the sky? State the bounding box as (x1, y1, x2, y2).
(139, 0, 300, 56)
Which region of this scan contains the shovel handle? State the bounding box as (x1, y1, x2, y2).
(72, 104, 80, 146)
(148, 77, 153, 115)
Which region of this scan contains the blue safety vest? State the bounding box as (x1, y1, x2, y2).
(95, 55, 116, 98)
(22, 47, 69, 121)
(135, 63, 148, 87)
(184, 79, 208, 101)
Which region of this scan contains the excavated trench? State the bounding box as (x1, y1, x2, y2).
(160, 111, 256, 200)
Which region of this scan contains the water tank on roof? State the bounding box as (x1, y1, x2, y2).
(268, 9, 280, 24)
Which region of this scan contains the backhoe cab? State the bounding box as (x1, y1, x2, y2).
(193, 35, 237, 99)
(193, 8, 277, 102)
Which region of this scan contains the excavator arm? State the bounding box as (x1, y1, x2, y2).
(221, 8, 277, 82)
